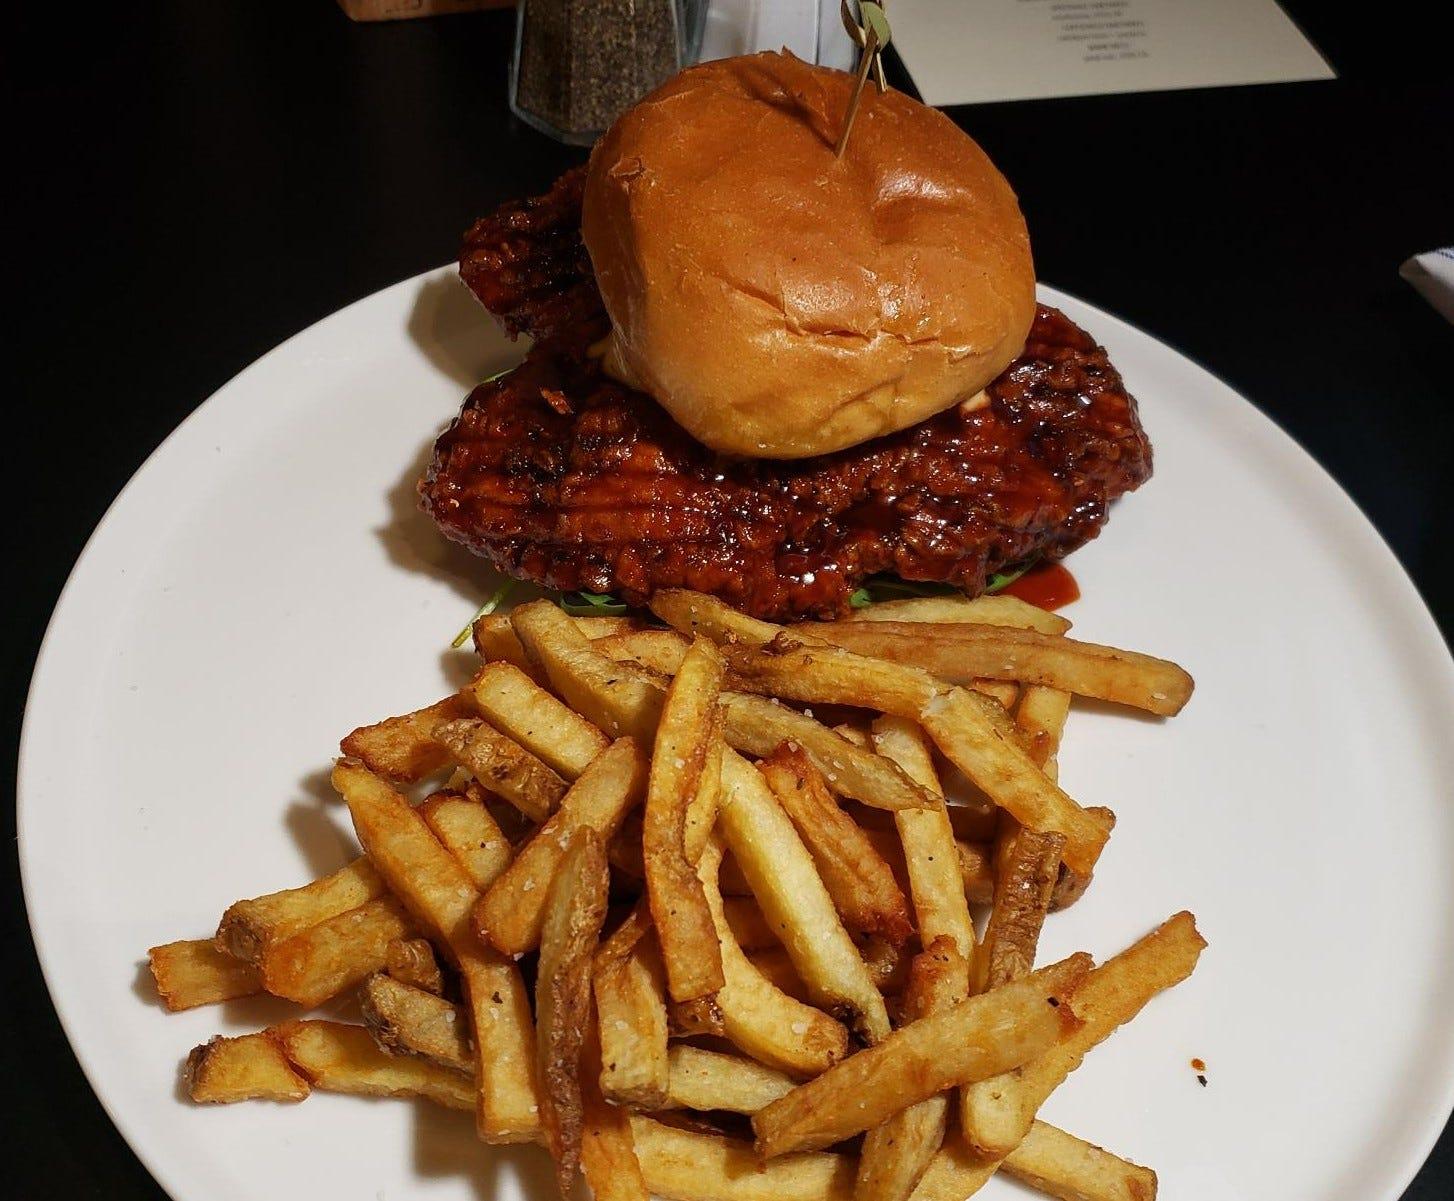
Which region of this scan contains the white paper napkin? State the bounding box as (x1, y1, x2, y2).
(1399, 249, 1454, 324)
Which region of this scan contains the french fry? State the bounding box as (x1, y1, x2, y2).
(752, 954, 1089, 1157)
(384, 936, 445, 994)
(859, 934, 911, 995)
(745, 946, 809, 1001)
(1002, 1120, 1158, 1201)
(719, 750, 891, 1043)
(270, 1019, 473, 1110)
(958, 841, 995, 906)
(846, 594, 1072, 635)
(721, 692, 933, 811)
(475, 610, 637, 663)
(475, 738, 648, 955)
(215, 857, 387, 963)
(466, 660, 610, 779)
(697, 835, 849, 1076)
(595, 627, 694, 677)
(333, 759, 541, 1144)
(536, 829, 611, 1193)
(758, 744, 913, 945)
(358, 972, 470, 1071)
(472, 613, 544, 680)
(721, 896, 778, 950)
(650, 593, 1106, 873)
(631, 1115, 856, 1201)
(945, 800, 1001, 844)
(1049, 804, 1115, 912)
(856, 938, 971, 1201)
(961, 913, 1205, 1157)
(910, 1120, 1159, 1201)
(260, 897, 414, 1007)
(975, 821, 1065, 993)
(148, 939, 262, 1011)
(971, 679, 1020, 710)
(340, 695, 471, 782)
(418, 789, 514, 890)
(664, 1046, 796, 1114)
(645, 638, 726, 1003)
(579, 635, 933, 814)
(594, 903, 671, 1108)
(802, 622, 1194, 716)
(919, 687, 1108, 875)
(1015, 685, 1072, 774)
(432, 717, 568, 823)
(581, 1017, 650, 1201)
(186, 1032, 310, 1103)
(872, 716, 977, 974)
(512, 600, 664, 741)
(685, 724, 724, 863)
(908, 1129, 999, 1200)
(609, 811, 648, 883)
(649, 590, 785, 649)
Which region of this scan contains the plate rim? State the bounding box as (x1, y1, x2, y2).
(18, 265, 1454, 1201)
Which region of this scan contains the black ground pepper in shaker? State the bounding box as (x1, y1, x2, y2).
(511, 0, 684, 145)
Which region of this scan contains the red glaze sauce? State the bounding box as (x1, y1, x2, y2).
(1002, 562, 1079, 610)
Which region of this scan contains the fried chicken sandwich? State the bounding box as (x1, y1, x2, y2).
(420, 52, 1151, 619)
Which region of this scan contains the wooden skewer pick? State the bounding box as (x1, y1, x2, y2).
(836, 2, 893, 158)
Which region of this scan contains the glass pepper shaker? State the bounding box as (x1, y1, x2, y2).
(510, 0, 688, 146)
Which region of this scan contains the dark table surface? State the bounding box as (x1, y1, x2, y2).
(6, 2, 1451, 1197)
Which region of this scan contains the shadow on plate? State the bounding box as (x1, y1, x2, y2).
(376, 433, 499, 613)
(406, 271, 522, 391)
(414, 1102, 559, 1201)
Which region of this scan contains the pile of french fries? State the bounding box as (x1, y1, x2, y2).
(151, 588, 1204, 1201)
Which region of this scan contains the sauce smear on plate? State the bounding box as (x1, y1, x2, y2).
(1002, 562, 1079, 610)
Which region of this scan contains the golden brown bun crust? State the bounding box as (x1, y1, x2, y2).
(581, 51, 1036, 459)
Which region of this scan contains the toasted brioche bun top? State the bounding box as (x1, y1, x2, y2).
(581, 51, 1036, 459)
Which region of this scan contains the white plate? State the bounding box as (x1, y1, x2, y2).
(20, 267, 1454, 1201)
